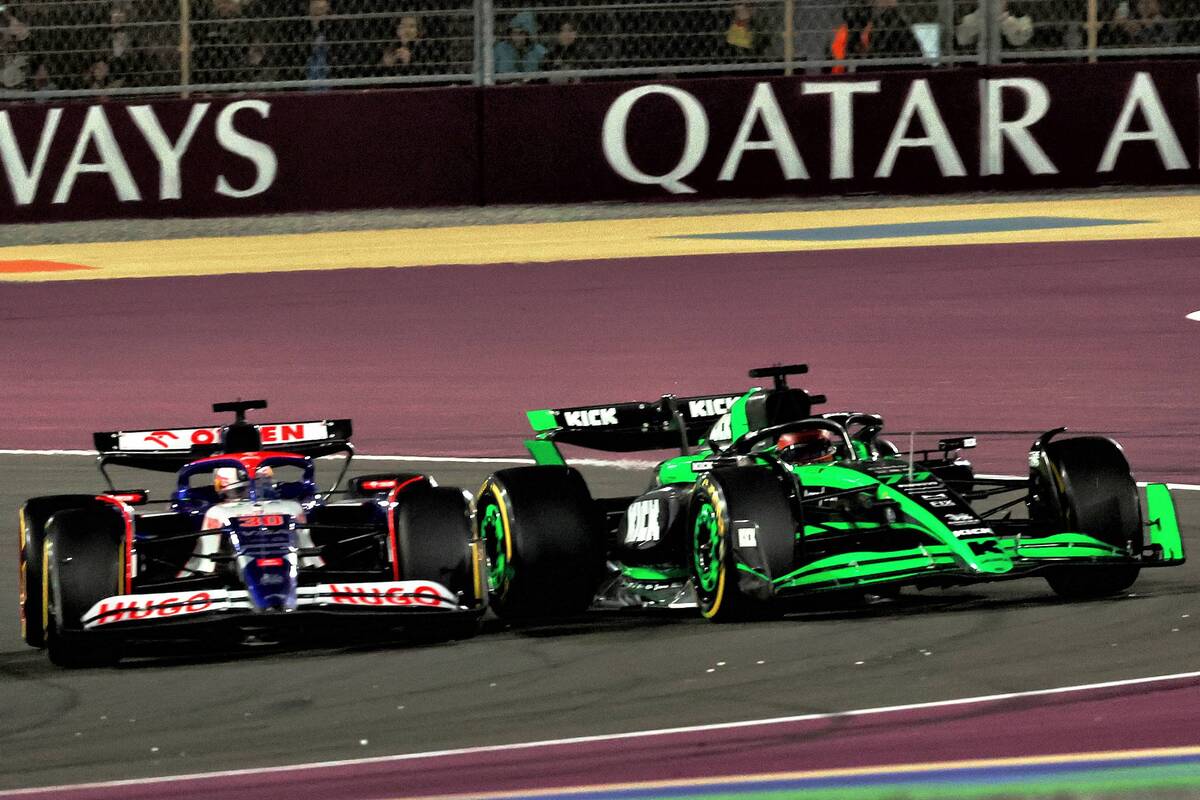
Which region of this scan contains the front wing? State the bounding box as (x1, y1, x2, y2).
(80, 581, 468, 631)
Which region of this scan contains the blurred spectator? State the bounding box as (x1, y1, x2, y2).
(956, 0, 1034, 48)
(304, 0, 333, 81)
(30, 57, 56, 91)
(495, 10, 545, 77)
(543, 17, 586, 79)
(0, 2, 30, 90)
(380, 13, 439, 74)
(85, 2, 150, 89)
(194, 0, 252, 84)
(723, 2, 768, 58)
(831, 0, 922, 71)
(1110, 0, 1177, 44)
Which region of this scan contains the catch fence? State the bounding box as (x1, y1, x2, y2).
(0, 0, 1197, 98)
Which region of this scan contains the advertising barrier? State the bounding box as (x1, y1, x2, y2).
(0, 89, 479, 223)
(1, 61, 1198, 222)
(483, 61, 1200, 203)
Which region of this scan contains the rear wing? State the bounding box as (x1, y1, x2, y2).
(527, 393, 746, 453)
(93, 419, 353, 473)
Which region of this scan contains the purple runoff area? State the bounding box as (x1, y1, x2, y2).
(8, 676, 1198, 800)
(0, 237, 1197, 481)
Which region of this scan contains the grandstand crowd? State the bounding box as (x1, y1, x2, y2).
(0, 0, 1197, 92)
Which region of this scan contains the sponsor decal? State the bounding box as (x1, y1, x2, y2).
(324, 582, 454, 608)
(691, 461, 715, 473)
(709, 414, 733, 443)
(0, 100, 277, 208)
(361, 478, 398, 491)
(1029, 451, 1043, 468)
(929, 500, 956, 508)
(687, 396, 738, 418)
(945, 512, 978, 526)
(237, 515, 286, 528)
(624, 499, 661, 544)
(86, 590, 217, 627)
(737, 527, 757, 547)
(897, 481, 940, 490)
(115, 422, 329, 451)
(955, 527, 995, 537)
(562, 408, 619, 428)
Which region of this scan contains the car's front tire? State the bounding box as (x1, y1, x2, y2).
(1032, 437, 1142, 599)
(44, 508, 125, 668)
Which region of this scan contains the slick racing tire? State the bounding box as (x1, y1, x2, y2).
(1035, 437, 1142, 599)
(476, 467, 603, 619)
(44, 508, 125, 668)
(19, 496, 95, 648)
(393, 487, 484, 640)
(689, 468, 796, 623)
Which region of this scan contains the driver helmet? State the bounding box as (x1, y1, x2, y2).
(213, 467, 248, 500)
(775, 429, 837, 464)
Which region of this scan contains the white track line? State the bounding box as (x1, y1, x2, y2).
(4, 450, 1198, 489)
(2, 670, 1198, 798)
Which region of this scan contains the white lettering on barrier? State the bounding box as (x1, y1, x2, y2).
(981, 78, 1057, 176)
(718, 82, 807, 182)
(876, 79, 966, 179)
(53, 106, 140, 204)
(215, 100, 278, 198)
(602, 84, 709, 194)
(0, 100, 277, 207)
(0, 107, 62, 205)
(128, 103, 210, 200)
(802, 81, 881, 180)
(1098, 72, 1188, 173)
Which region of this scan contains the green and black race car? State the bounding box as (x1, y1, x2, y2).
(475, 364, 1184, 621)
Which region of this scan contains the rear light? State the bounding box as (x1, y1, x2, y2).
(105, 490, 148, 505)
(257, 557, 284, 567)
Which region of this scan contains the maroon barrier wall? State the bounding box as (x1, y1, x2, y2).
(0, 89, 479, 222)
(483, 61, 1200, 202)
(1, 61, 1198, 221)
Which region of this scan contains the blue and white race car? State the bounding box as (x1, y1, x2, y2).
(18, 401, 485, 667)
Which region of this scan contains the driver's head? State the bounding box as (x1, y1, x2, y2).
(214, 467, 248, 499)
(775, 429, 837, 464)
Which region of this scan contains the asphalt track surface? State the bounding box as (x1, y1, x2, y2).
(0, 455, 1197, 797)
(1, 222, 1199, 796)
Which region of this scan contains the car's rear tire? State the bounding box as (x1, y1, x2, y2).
(1033, 437, 1143, 599)
(476, 467, 603, 619)
(689, 468, 796, 622)
(393, 487, 484, 640)
(44, 508, 125, 668)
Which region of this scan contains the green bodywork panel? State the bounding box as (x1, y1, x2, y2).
(526, 409, 559, 433)
(1146, 482, 1184, 560)
(621, 565, 688, 582)
(525, 438, 566, 466)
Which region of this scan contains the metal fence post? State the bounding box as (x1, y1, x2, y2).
(784, 0, 795, 76)
(985, 0, 1002, 65)
(481, 0, 495, 86)
(938, 0, 954, 67)
(1086, 0, 1099, 62)
(179, 0, 191, 97)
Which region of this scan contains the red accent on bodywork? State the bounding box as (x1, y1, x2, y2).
(384, 477, 426, 581)
(94, 495, 135, 593)
(186, 451, 306, 478)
